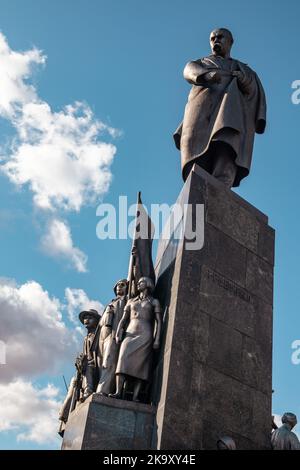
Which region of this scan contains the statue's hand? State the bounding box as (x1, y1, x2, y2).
(75, 353, 83, 369)
(153, 341, 160, 350)
(232, 71, 249, 93)
(203, 71, 222, 84)
(115, 336, 121, 344)
(232, 71, 245, 82)
(131, 246, 138, 256)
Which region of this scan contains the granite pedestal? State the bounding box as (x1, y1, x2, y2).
(61, 394, 156, 450)
(152, 164, 274, 450)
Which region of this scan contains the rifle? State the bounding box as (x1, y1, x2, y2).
(69, 354, 84, 413)
(62, 375, 68, 392)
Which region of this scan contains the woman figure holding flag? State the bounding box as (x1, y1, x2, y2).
(110, 276, 162, 402)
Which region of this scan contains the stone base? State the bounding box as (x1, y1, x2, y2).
(152, 164, 275, 450)
(61, 394, 156, 450)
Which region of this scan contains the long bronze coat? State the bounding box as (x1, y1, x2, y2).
(174, 55, 266, 186)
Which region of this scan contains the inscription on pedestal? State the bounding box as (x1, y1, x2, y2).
(206, 267, 251, 303)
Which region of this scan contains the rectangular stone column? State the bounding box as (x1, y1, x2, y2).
(152, 165, 274, 450)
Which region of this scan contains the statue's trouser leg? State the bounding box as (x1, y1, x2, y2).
(97, 366, 114, 395)
(109, 374, 126, 398)
(97, 341, 118, 395)
(83, 364, 96, 397)
(211, 143, 237, 188)
(132, 379, 143, 402)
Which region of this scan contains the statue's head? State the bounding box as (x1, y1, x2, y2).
(210, 28, 234, 58)
(217, 436, 236, 450)
(79, 308, 100, 331)
(137, 276, 154, 294)
(113, 279, 128, 297)
(282, 412, 297, 430)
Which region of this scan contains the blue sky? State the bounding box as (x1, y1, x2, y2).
(0, 0, 299, 449)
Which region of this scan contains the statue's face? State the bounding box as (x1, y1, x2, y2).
(210, 29, 232, 57)
(116, 281, 127, 296)
(137, 278, 147, 292)
(83, 314, 98, 330)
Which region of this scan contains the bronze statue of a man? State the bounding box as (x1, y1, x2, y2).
(96, 279, 128, 396)
(271, 412, 300, 450)
(79, 308, 101, 400)
(58, 308, 100, 436)
(110, 277, 162, 402)
(174, 28, 266, 188)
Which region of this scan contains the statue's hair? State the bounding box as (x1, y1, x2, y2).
(211, 28, 234, 45)
(217, 436, 236, 450)
(138, 276, 155, 293)
(282, 412, 297, 426)
(113, 278, 128, 296)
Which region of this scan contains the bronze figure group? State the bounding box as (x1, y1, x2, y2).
(59, 276, 162, 434)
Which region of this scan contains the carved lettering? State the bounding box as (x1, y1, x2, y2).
(206, 268, 251, 303)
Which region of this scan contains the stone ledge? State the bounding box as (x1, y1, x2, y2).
(90, 393, 156, 414)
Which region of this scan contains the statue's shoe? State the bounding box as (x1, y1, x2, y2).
(108, 393, 122, 399)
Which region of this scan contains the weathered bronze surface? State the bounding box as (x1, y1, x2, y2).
(58, 309, 100, 435)
(96, 279, 128, 396)
(110, 277, 162, 402)
(174, 28, 266, 187)
(217, 436, 237, 450)
(271, 413, 300, 450)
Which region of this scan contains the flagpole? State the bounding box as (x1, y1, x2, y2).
(127, 191, 141, 299)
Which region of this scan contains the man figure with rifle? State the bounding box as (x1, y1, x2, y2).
(58, 308, 100, 435)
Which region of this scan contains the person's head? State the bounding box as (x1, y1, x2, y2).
(282, 412, 297, 430)
(137, 276, 154, 294)
(217, 436, 236, 450)
(79, 309, 100, 331)
(114, 279, 128, 297)
(210, 28, 234, 58)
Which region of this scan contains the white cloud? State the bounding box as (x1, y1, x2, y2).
(0, 379, 62, 446)
(273, 413, 282, 429)
(0, 32, 119, 211)
(65, 287, 103, 324)
(41, 218, 88, 273)
(0, 33, 45, 117)
(0, 278, 78, 383)
(0, 278, 104, 446)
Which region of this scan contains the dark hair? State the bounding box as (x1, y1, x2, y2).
(138, 276, 155, 293)
(282, 412, 297, 426)
(113, 279, 128, 296)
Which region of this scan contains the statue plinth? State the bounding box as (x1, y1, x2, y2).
(152, 164, 274, 450)
(61, 394, 155, 450)
(61, 164, 274, 450)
